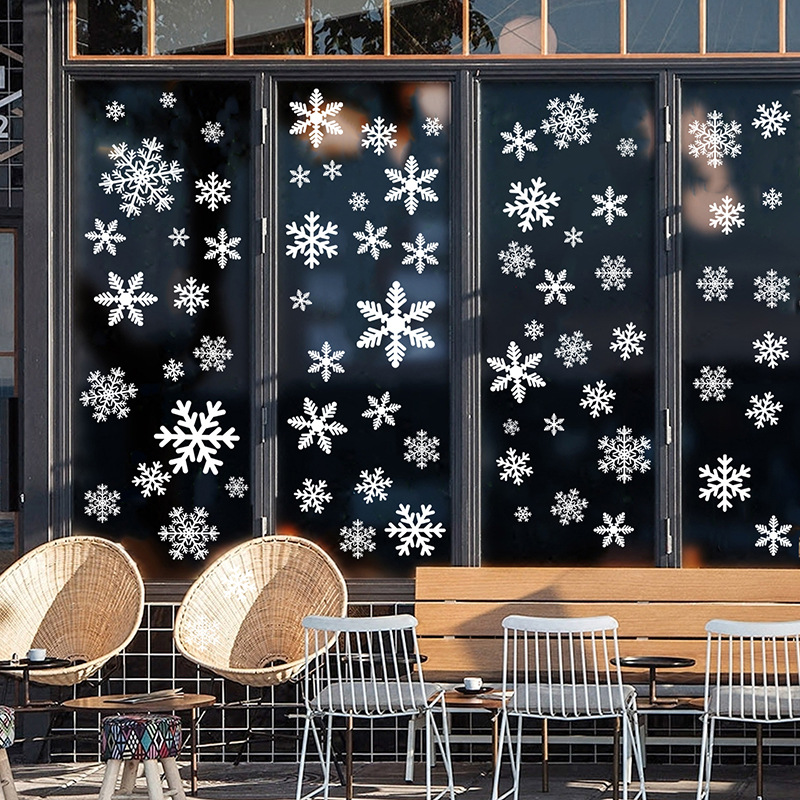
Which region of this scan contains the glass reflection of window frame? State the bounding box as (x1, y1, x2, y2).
(0, 229, 17, 378)
(0, 227, 17, 563)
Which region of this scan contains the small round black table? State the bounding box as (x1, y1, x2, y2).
(611, 656, 696, 704)
(0, 658, 75, 707)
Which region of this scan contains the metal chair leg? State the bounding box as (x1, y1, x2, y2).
(756, 723, 763, 800)
(542, 718, 549, 792)
(612, 716, 621, 800)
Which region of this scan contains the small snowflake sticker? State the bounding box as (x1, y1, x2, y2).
(80, 367, 137, 422)
(595, 512, 633, 547)
(308, 341, 345, 382)
(286, 211, 338, 269)
(504, 177, 560, 231)
(169, 227, 189, 247)
(536, 269, 575, 305)
(688, 110, 741, 168)
(290, 165, 311, 188)
(541, 94, 598, 149)
(762, 188, 782, 210)
(349, 192, 369, 211)
(132, 462, 172, 497)
(287, 397, 348, 454)
(295, 478, 333, 513)
(402, 234, 439, 274)
(204, 228, 241, 269)
(755, 516, 792, 555)
(616, 138, 637, 157)
(503, 419, 520, 436)
(498, 241, 535, 279)
(173, 276, 210, 316)
(610, 322, 646, 360)
(596, 255, 631, 291)
(84, 484, 121, 523)
(322, 160, 342, 181)
(564, 227, 583, 248)
(515, 506, 532, 523)
(362, 392, 401, 429)
(486, 341, 545, 403)
(694, 365, 732, 402)
(745, 391, 782, 429)
(551, 488, 588, 526)
(524, 319, 544, 341)
(159, 506, 219, 560)
(404, 430, 440, 469)
(289, 88, 343, 149)
(384, 155, 439, 215)
(290, 290, 312, 311)
(354, 467, 393, 503)
(592, 185, 628, 226)
(85, 219, 125, 255)
(501, 122, 537, 161)
(195, 172, 231, 211)
(496, 448, 533, 485)
(354, 220, 391, 260)
(752, 101, 791, 139)
(554, 331, 592, 368)
(697, 266, 733, 302)
(423, 117, 444, 137)
(753, 331, 789, 369)
(94, 271, 158, 327)
(163, 359, 184, 382)
(194, 335, 233, 372)
(580, 380, 615, 418)
(361, 116, 397, 155)
(340, 520, 377, 559)
(598, 426, 651, 483)
(160, 92, 176, 109)
(709, 195, 744, 235)
(753, 269, 790, 309)
(225, 476, 248, 499)
(699, 454, 750, 512)
(543, 413, 565, 436)
(385, 503, 446, 557)
(105, 100, 125, 122)
(201, 121, 224, 144)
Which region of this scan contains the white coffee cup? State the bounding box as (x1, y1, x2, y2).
(463, 676, 483, 691)
(27, 648, 46, 662)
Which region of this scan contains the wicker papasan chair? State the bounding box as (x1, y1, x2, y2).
(174, 535, 348, 687)
(0, 535, 145, 686)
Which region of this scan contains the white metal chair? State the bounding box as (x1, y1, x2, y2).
(296, 613, 455, 800)
(697, 618, 800, 800)
(491, 614, 646, 800)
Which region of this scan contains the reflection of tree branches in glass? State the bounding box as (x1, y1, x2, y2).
(78, 0, 147, 56)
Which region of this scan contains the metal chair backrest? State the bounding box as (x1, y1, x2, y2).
(302, 613, 429, 718)
(500, 614, 626, 718)
(703, 618, 800, 722)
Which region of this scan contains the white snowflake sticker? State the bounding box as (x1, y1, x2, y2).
(84, 484, 121, 523)
(404, 430, 440, 469)
(361, 116, 398, 155)
(195, 172, 231, 211)
(503, 419, 520, 436)
(596, 255, 631, 291)
(698, 454, 751, 512)
(595, 512, 633, 547)
(697, 266, 733, 302)
(762, 188, 782, 210)
(598, 426, 651, 483)
(745, 391, 782, 429)
(322, 160, 342, 181)
(173, 276, 210, 316)
(163, 359, 184, 382)
(169, 228, 189, 247)
(753, 269, 790, 309)
(402, 234, 439, 273)
(554, 331, 592, 368)
(354, 467, 393, 503)
(384, 155, 439, 215)
(362, 392, 401, 429)
(688, 110, 742, 168)
(290, 165, 310, 188)
(504, 177, 560, 231)
(85, 219, 125, 255)
(592, 185, 628, 226)
(285, 211, 338, 269)
(159, 92, 176, 109)
(752, 101, 791, 139)
(132, 461, 172, 497)
(610, 322, 646, 360)
(524, 319, 544, 340)
(544, 413, 565, 436)
(541, 94, 598, 149)
(709, 195, 744, 235)
(201, 121, 224, 144)
(551, 488, 588, 526)
(105, 100, 125, 122)
(204, 228, 241, 269)
(287, 397, 348, 454)
(694, 366, 732, 402)
(349, 192, 369, 211)
(496, 447, 533, 485)
(340, 520, 377, 559)
(616, 138, 637, 157)
(289, 88, 343, 149)
(222, 570, 255, 601)
(290, 290, 312, 311)
(385, 503, 446, 557)
(94, 271, 158, 326)
(536, 269, 575, 305)
(423, 117, 444, 136)
(354, 220, 391, 260)
(580, 380, 615, 418)
(498, 241, 535, 279)
(753, 331, 789, 369)
(159, 506, 219, 560)
(295, 478, 332, 513)
(193, 335, 233, 372)
(500, 122, 537, 161)
(225, 476, 248, 498)
(564, 226, 583, 248)
(486, 341, 545, 403)
(80, 367, 137, 422)
(515, 506, 532, 522)
(755, 516, 792, 555)
(308, 341, 345, 382)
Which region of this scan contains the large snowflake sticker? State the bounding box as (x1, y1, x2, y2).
(694, 365, 732, 402)
(404, 430, 440, 469)
(551, 488, 588, 526)
(498, 241, 535, 279)
(486, 341, 545, 404)
(308, 341, 345, 382)
(501, 122, 538, 161)
(84, 484, 121, 523)
(289, 88, 344, 149)
(592, 186, 628, 226)
(80, 367, 137, 422)
(752, 101, 791, 139)
(402, 234, 439, 274)
(597, 426, 652, 483)
(194, 335, 233, 372)
(595, 512, 634, 547)
(536, 269, 575, 305)
(697, 266, 733, 302)
(753, 269, 790, 309)
(554, 331, 592, 368)
(746, 391, 782, 429)
(85, 219, 125, 255)
(154, 399, 240, 475)
(195, 172, 231, 211)
(99, 137, 184, 218)
(354, 220, 391, 260)
(610, 322, 646, 360)
(596, 255, 631, 291)
(356, 281, 435, 368)
(354, 467, 393, 503)
(361, 116, 397, 155)
(159, 506, 219, 560)
(340, 520, 377, 560)
(204, 228, 242, 269)
(698, 454, 751, 512)
(94, 271, 158, 326)
(385, 503, 446, 557)
(285, 211, 338, 269)
(755, 516, 792, 556)
(753, 331, 789, 369)
(688, 110, 742, 168)
(709, 195, 745, 235)
(225, 477, 248, 499)
(496, 448, 533, 485)
(173, 276, 210, 316)
(295, 478, 333, 514)
(287, 397, 348, 454)
(580, 380, 615, 418)
(540, 93, 598, 149)
(384, 155, 439, 215)
(504, 177, 560, 231)
(132, 461, 172, 497)
(362, 392, 401, 429)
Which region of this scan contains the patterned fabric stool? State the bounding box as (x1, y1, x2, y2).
(0, 706, 17, 800)
(98, 714, 185, 800)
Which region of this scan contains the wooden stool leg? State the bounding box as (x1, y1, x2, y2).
(98, 760, 123, 800)
(119, 761, 138, 795)
(0, 749, 18, 800)
(143, 760, 165, 800)
(162, 757, 187, 800)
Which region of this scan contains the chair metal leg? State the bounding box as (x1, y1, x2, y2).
(345, 716, 353, 800)
(612, 716, 621, 800)
(405, 718, 417, 783)
(542, 718, 549, 792)
(756, 723, 763, 800)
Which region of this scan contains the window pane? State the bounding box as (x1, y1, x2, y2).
(786, 0, 800, 51)
(549, 0, 619, 54)
(278, 82, 451, 577)
(480, 81, 657, 565)
(0, 232, 14, 352)
(313, 0, 383, 54)
(391, 0, 463, 54)
(681, 82, 800, 565)
(234, 0, 305, 54)
(469, 0, 541, 54)
(75, 0, 145, 55)
(155, 0, 226, 55)
(707, 0, 778, 52)
(0, 357, 12, 395)
(628, 0, 699, 53)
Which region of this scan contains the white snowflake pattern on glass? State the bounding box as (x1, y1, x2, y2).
(515, 506, 532, 522)
(287, 397, 348, 454)
(563, 226, 583, 248)
(361, 116, 398, 155)
(290, 165, 311, 188)
(349, 192, 369, 211)
(353, 220, 391, 260)
(504, 177, 560, 231)
(308, 341, 345, 382)
(694, 365, 732, 402)
(159, 506, 219, 560)
(404, 430, 440, 469)
(100, 137, 184, 218)
(193, 335, 233, 372)
(554, 331, 592, 368)
(762, 188, 782, 210)
(540, 93, 598, 149)
(486, 341, 545, 404)
(422, 117, 444, 137)
(501, 122, 537, 161)
(616, 138, 637, 157)
(322, 160, 342, 181)
(225, 476, 248, 499)
(709, 195, 744, 235)
(85, 219, 125, 255)
(159, 92, 177, 109)
(356, 280, 436, 368)
(580, 380, 615, 418)
(598, 426, 652, 483)
(753, 331, 789, 369)
(80, 367, 137, 422)
(596, 255, 631, 291)
(496, 447, 533, 485)
(222, 570, 255, 602)
(84, 484, 121, 523)
(94, 271, 158, 326)
(155, 399, 240, 475)
(610, 322, 646, 360)
(592, 186, 628, 226)
(289, 87, 343, 149)
(551, 488, 588, 525)
(402, 234, 439, 273)
(498, 241, 535, 279)
(524, 319, 544, 340)
(384, 155, 439, 215)
(182, 614, 220, 654)
(697, 265, 733, 302)
(754, 516, 792, 556)
(544, 413, 565, 436)
(536, 269, 575, 305)
(105, 100, 125, 121)
(753, 269, 790, 308)
(362, 392, 401, 429)
(163, 359, 184, 382)
(132, 461, 172, 497)
(354, 467, 393, 503)
(595, 512, 633, 547)
(699, 454, 751, 512)
(746, 392, 782, 429)
(340, 520, 377, 559)
(290, 290, 312, 311)
(503, 419, 520, 436)
(386, 503, 446, 557)
(688, 110, 742, 168)
(173, 276, 210, 316)
(195, 172, 231, 211)
(285, 211, 338, 269)
(752, 101, 791, 139)
(169, 227, 189, 247)
(201, 121, 224, 144)
(295, 478, 333, 513)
